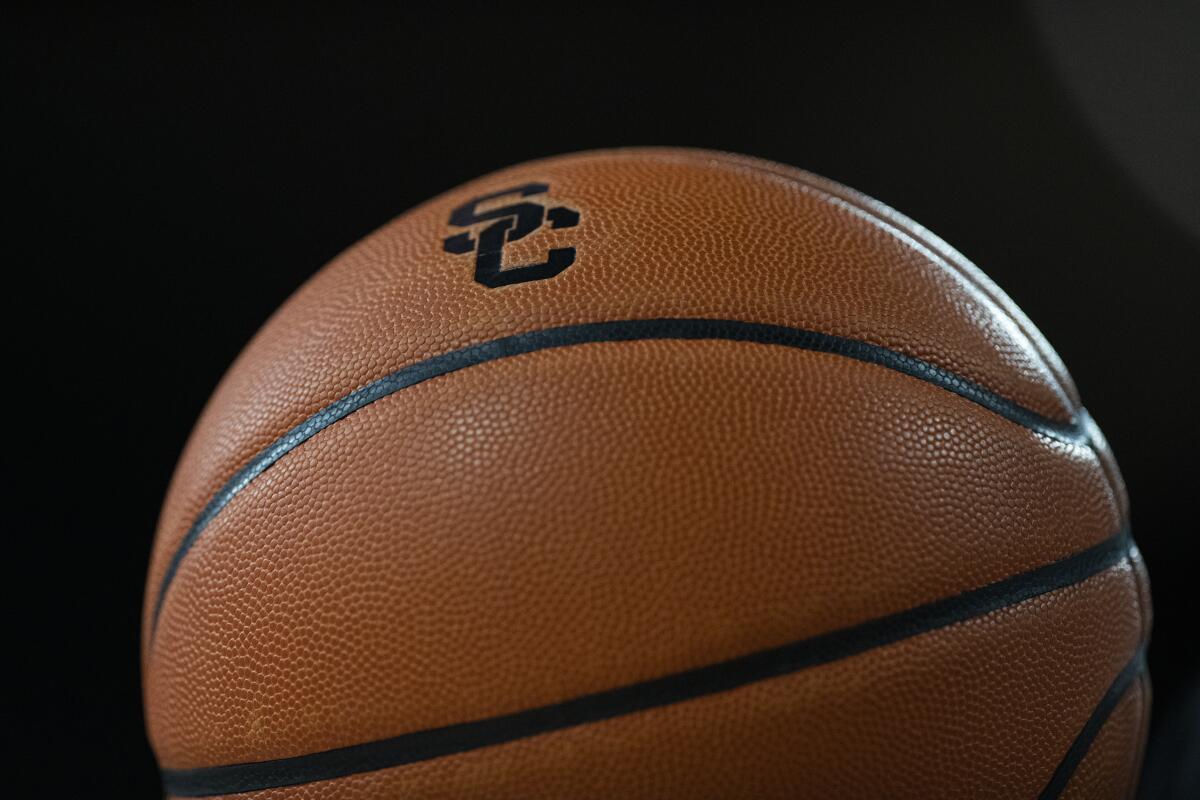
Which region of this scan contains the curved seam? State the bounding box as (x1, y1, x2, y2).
(700, 150, 1083, 410)
(1037, 645, 1148, 799)
(160, 529, 1133, 797)
(1119, 673, 1144, 800)
(149, 317, 1090, 636)
(553, 147, 1082, 412)
(1079, 410, 1130, 522)
(1125, 670, 1152, 799)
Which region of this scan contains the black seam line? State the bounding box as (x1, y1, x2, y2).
(160, 529, 1132, 797)
(1038, 646, 1148, 800)
(151, 317, 1090, 635)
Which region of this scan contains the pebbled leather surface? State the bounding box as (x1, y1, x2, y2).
(1061, 673, 1151, 800)
(143, 148, 1091, 639)
(164, 563, 1143, 799)
(150, 340, 1120, 768)
(144, 149, 1149, 796)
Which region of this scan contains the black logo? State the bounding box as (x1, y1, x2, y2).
(443, 183, 580, 287)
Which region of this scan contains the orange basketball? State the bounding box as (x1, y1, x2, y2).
(144, 149, 1150, 798)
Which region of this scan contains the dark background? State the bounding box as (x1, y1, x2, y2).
(4, 4, 1197, 797)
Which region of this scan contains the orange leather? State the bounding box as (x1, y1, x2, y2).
(1060, 675, 1151, 800)
(144, 149, 1149, 797)
(164, 564, 1142, 799)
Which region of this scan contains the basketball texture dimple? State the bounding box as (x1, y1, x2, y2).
(143, 149, 1150, 799)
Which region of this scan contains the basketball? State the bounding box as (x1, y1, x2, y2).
(143, 149, 1150, 798)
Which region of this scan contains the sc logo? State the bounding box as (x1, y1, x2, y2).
(443, 183, 580, 288)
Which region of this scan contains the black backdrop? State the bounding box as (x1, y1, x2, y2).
(5, 5, 1197, 798)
